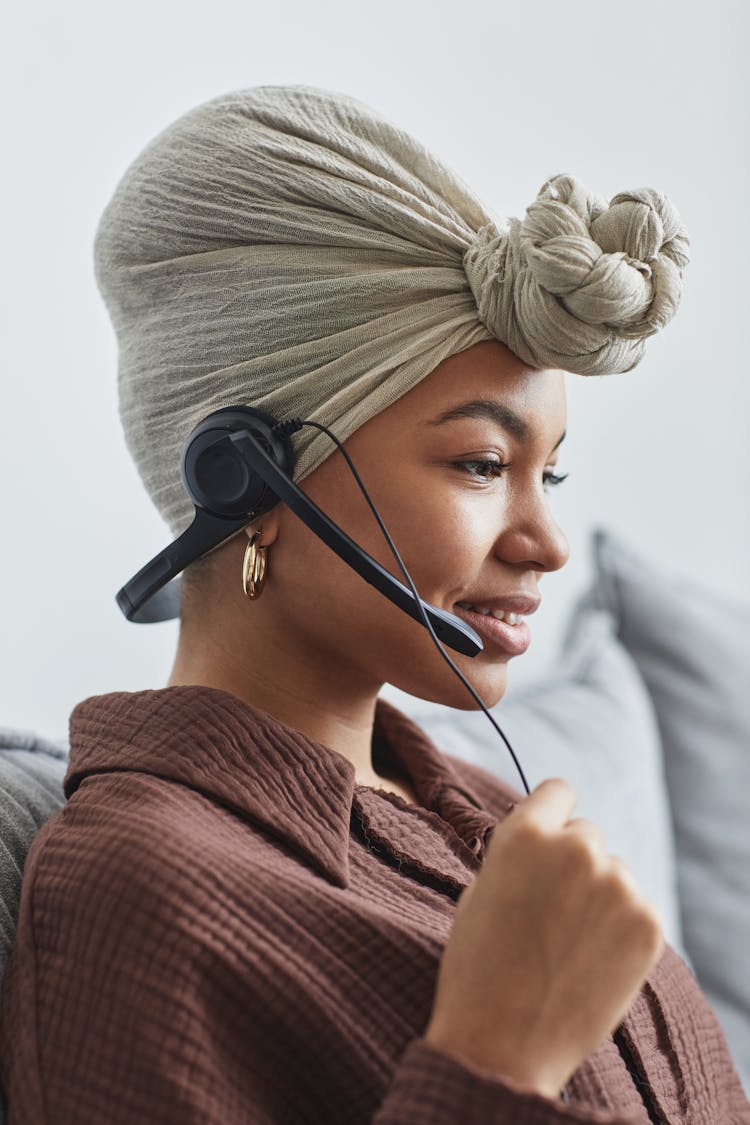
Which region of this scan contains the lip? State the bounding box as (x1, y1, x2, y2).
(453, 604, 531, 656)
(457, 594, 541, 616)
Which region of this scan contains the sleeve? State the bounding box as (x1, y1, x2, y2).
(728, 1072, 750, 1125)
(678, 973, 750, 1125)
(371, 938, 750, 1125)
(372, 1038, 647, 1125)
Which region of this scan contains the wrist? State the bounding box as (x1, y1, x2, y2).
(423, 1024, 559, 1100)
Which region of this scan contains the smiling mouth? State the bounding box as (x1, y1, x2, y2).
(453, 604, 532, 656)
(455, 602, 524, 626)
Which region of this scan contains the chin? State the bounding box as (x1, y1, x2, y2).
(394, 661, 509, 712)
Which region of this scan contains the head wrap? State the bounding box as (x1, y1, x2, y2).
(94, 84, 690, 537)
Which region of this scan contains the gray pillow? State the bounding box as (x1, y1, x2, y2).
(577, 527, 750, 1096)
(0, 729, 69, 987)
(0, 729, 68, 1125)
(387, 604, 686, 961)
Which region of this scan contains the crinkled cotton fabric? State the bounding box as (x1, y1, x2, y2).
(93, 84, 690, 536)
(1, 686, 747, 1123)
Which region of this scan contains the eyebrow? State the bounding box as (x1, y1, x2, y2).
(424, 398, 566, 451)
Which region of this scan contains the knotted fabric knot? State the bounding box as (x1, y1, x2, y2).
(462, 172, 690, 375)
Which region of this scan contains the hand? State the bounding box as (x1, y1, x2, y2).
(424, 778, 665, 1099)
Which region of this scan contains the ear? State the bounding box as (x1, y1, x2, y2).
(243, 504, 282, 548)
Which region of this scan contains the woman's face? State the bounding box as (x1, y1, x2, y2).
(245, 339, 570, 711)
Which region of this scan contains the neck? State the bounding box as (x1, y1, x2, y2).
(167, 616, 383, 788)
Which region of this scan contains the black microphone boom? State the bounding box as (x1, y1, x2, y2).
(227, 431, 483, 658)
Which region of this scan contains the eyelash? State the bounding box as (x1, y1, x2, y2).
(456, 459, 569, 490)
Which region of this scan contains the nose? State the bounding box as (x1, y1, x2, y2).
(493, 484, 570, 574)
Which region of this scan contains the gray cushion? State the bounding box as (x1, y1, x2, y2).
(0, 729, 68, 1124)
(577, 527, 750, 1096)
(0, 729, 68, 988)
(386, 603, 687, 962)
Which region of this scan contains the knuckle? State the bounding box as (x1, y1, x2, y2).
(511, 817, 547, 847)
(602, 875, 664, 947)
(631, 915, 665, 961)
(634, 901, 664, 942)
(510, 814, 546, 841)
(603, 856, 638, 893)
(566, 818, 605, 850)
(599, 867, 639, 907)
(564, 829, 602, 869)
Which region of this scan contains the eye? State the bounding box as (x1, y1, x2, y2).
(456, 460, 570, 491)
(455, 459, 511, 482)
(543, 470, 569, 492)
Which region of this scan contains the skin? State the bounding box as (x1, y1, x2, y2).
(167, 339, 570, 802)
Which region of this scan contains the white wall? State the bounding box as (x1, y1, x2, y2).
(1, 0, 747, 739)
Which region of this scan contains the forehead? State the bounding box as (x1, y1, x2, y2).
(397, 341, 567, 429)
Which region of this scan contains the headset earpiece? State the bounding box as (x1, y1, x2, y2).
(180, 405, 297, 520)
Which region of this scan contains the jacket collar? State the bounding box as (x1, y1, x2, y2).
(64, 685, 500, 888)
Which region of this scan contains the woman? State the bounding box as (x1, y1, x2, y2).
(1, 85, 746, 1124)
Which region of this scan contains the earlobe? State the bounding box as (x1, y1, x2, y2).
(244, 507, 281, 548)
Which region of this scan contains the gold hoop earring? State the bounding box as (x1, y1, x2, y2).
(242, 529, 268, 600)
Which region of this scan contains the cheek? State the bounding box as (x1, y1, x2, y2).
(366, 485, 496, 604)
(269, 485, 513, 694)
(286, 454, 499, 608)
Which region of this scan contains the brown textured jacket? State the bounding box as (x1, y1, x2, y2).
(1, 684, 748, 1123)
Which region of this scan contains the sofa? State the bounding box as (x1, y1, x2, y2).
(1, 527, 748, 1119)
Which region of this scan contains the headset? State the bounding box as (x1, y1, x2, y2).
(116, 404, 532, 797)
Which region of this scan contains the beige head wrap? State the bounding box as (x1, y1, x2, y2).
(94, 84, 690, 538)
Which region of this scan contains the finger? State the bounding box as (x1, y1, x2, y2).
(564, 817, 606, 853)
(517, 778, 578, 832)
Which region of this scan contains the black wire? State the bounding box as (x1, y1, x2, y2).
(275, 419, 572, 1103)
(274, 417, 531, 798)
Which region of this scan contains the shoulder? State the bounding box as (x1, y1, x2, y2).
(23, 770, 291, 948)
